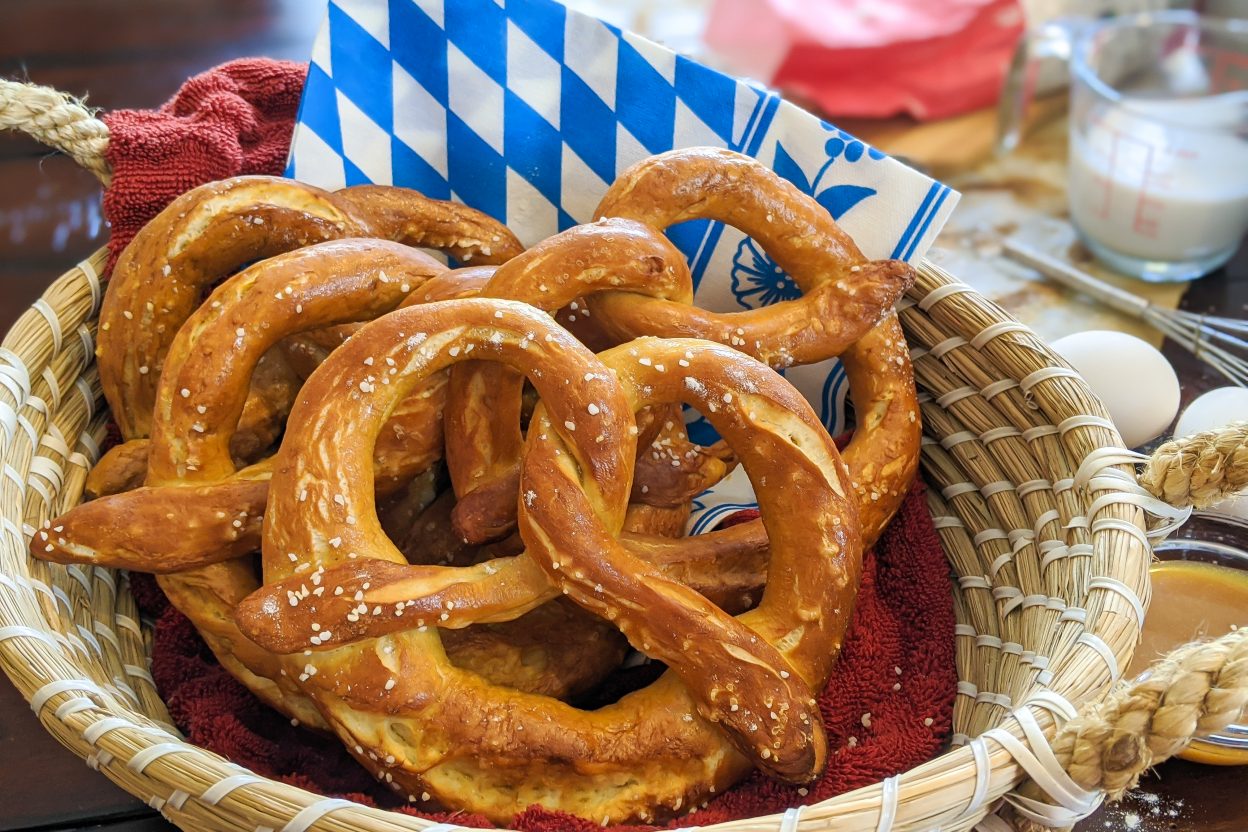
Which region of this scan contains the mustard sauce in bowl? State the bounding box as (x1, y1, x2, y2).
(1131, 512, 1248, 765)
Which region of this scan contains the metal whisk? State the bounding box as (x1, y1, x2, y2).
(1001, 237, 1248, 387)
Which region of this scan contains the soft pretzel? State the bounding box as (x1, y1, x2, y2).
(588, 147, 914, 368)
(40, 240, 448, 724)
(98, 175, 521, 445)
(53, 249, 511, 573)
(40, 240, 442, 572)
(234, 301, 859, 821)
(582, 146, 920, 563)
(612, 316, 921, 608)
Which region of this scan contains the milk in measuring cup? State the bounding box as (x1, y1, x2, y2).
(1068, 94, 1248, 262)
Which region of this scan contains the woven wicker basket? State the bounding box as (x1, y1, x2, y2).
(2, 81, 1246, 832)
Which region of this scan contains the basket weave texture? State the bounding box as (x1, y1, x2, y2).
(1, 79, 1246, 832)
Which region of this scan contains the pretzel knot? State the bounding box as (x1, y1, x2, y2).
(235, 297, 861, 822)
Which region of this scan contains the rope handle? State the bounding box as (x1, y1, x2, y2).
(999, 426, 1248, 830)
(0, 79, 111, 184)
(1008, 629, 1248, 831)
(1140, 421, 1248, 510)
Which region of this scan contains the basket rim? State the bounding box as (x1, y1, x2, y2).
(0, 247, 1156, 832)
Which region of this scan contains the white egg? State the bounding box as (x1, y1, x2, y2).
(1050, 330, 1180, 448)
(1174, 386, 1248, 520)
(1174, 387, 1248, 438)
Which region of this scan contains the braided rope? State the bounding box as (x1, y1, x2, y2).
(1011, 629, 1248, 831)
(0, 79, 111, 184)
(1139, 422, 1248, 510)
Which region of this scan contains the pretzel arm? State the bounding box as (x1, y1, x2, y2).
(630, 418, 737, 508)
(589, 147, 916, 368)
(85, 439, 151, 498)
(335, 185, 523, 265)
(621, 522, 767, 613)
(518, 338, 861, 782)
(588, 260, 912, 367)
(38, 470, 270, 572)
(231, 503, 766, 652)
(841, 315, 921, 541)
(594, 147, 864, 288)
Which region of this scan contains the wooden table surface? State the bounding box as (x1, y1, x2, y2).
(0, 2, 1243, 831)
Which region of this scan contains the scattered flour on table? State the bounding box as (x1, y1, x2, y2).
(1098, 790, 1187, 831)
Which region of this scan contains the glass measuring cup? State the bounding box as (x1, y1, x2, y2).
(1001, 11, 1248, 282)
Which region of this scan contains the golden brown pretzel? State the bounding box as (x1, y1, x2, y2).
(38, 240, 445, 573)
(587, 147, 914, 368)
(98, 176, 521, 445)
(56, 257, 511, 574)
(235, 304, 859, 822)
(580, 146, 920, 571)
(613, 317, 921, 607)
(45, 239, 617, 703)
(43, 240, 445, 724)
(99, 177, 360, 441)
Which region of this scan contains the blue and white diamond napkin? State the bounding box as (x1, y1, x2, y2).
(286, 0, 958, 531)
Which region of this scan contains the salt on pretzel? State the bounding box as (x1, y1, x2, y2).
(621, 412, 738, 539)
(62, 257, 513, 571)
(588, 147, 914, 368)
(616, 316, 921, 608)
(235, 302, 859, 821)
(99, 176, 363, 441)
(442, 217, 734, 543)
(277, 266, 500, 497)
(85, 349, 304, 499)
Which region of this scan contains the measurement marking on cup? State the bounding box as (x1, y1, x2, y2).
(1132, 142, 1161, 240)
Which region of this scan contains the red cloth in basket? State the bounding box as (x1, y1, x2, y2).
(108, 61, 956, 830)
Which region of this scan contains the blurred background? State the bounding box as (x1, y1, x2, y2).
(3, 0, 1246, 335)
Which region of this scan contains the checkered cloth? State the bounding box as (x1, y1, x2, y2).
(286, 0, 958, 530)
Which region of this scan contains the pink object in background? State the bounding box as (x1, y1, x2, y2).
(705, 0, 1026, 120)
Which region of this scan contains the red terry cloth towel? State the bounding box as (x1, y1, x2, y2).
(108, 60, 957, 829)
(101, 58, 308, 273)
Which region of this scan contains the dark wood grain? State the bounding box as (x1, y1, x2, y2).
(0, 2, 1244, 831)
